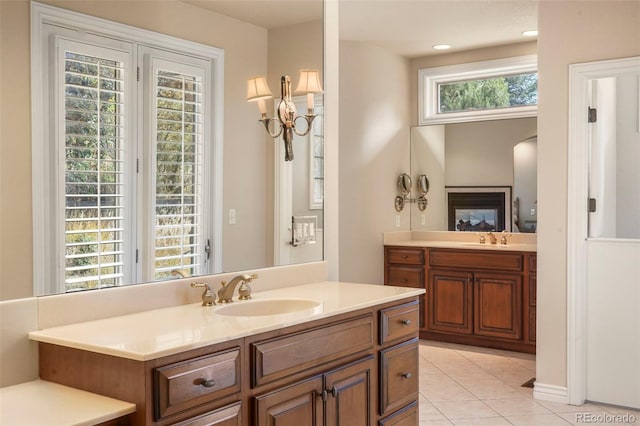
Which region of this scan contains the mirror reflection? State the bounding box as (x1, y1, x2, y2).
(15, 0, 323, 298)
(410, 117, 537, 233)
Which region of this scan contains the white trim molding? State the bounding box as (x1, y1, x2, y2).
(566, 55, 640, 406)
(418, 55, 537, 125)
(533, 382, 569, 404)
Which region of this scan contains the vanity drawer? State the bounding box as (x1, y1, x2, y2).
(387, 247, 425, 265)
(429, 249, 523, 272)
(386, 265, 424, 288)
(251, 315, 374, 387)
(379, 301, 419, 345)
(379, 338, 419, 416)
(154, 347, 241, 420)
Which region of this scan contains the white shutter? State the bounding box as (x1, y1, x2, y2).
(145, 55, 210, 280)
(57, 39, 132, 291)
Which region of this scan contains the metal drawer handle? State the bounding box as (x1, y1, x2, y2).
(199, 379, 216, 388)
(401, 373, 412, 379)
(401, 319, 412, 325)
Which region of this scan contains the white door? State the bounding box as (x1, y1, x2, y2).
(577, 60, 640, 408)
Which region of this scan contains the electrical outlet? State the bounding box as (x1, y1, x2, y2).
(530, 208, 536, 216)
(421, 214, 426, 225)
(395, 215, 400, 227)
(229, 209, 236, 224)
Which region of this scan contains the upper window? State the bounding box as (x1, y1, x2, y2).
(419, 55, 537, 125)
(31, 3, 223, 294)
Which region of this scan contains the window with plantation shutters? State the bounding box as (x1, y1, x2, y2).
(32, 5, 223, 295)
(58, 39, 132, 291)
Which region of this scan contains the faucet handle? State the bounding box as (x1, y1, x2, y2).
(191, 282, 216, 306)
(239, 273, 258, 300)
(500, 230, 512, 245)
(476, 233, 486, 244)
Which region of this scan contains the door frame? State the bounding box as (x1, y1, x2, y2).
(566, 56, 640, 406)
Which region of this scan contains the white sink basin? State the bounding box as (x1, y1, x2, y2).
(215, 298, 323, 317)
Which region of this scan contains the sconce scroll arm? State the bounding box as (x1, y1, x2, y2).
(258, 116, 284, 139)
(291, 114, 318, 138)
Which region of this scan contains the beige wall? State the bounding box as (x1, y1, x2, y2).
(536, 0, 640, 390)
(338, 40, 411, 284)
(0, 0, 268, 300)
(444, 118, 537, 187)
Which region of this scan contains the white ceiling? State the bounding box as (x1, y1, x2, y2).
(183, 0, 538, 58)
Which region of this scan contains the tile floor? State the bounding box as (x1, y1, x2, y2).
(418, 340, 640, 425)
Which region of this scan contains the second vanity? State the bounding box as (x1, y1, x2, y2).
(384, 231, 536, 354)
(29, 282, 423, 426)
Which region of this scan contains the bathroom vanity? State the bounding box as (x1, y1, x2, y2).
(30, 282, 423, 425)
(385, 240, 536, 354)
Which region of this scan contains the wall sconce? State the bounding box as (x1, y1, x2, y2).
(247, 70, 323, 161)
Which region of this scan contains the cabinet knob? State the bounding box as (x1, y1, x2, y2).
(329, 386, 338, 398)
(402, 255, 408, 259)
(401, 319, 412, 325)
(401, 373, 412, 379)
(199, 379, 216, 388)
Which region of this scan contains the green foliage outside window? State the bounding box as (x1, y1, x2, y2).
(439, 72, 537, 114)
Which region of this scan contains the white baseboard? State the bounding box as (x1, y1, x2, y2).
(533, 382, 569, 404)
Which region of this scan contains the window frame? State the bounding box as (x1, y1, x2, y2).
(418, 55, 538, 125)
(31, 2, 224, 295)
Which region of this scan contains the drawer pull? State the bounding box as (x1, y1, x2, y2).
(401, 373, 412, 379)
(199, 379, 217, 388)
(401, 319, 412, 325)
(402, 255, 408, 259)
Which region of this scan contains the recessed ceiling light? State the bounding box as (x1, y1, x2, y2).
(522, 30, 538, 37)
(433, 44, 451, 50)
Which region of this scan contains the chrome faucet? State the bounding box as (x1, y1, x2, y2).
(218, 273, 258, 303)
(487, 231, 498, 245)
(190, 282, 216, 306)
(477, 233, 486, 244)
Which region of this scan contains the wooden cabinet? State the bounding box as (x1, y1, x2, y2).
(384, 247, 426, 329)
(384, 245, 536, 354)
(37, 297, 420, 426)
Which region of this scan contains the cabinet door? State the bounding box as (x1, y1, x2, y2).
(474, 272, 522, 340)
(254, 375, 323, 426)
(173, 401, 242, 426)
(427, 269, 473, 334)
(324, 356, 374, 426)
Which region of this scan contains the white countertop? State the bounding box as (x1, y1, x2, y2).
(29, 281, 424, 361)
(0, 380, 136, 426)
(387, 239, 537, 252)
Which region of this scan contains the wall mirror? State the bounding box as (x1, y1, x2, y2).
(410, 117, 537, 233)
(3, 0, 323, 298)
